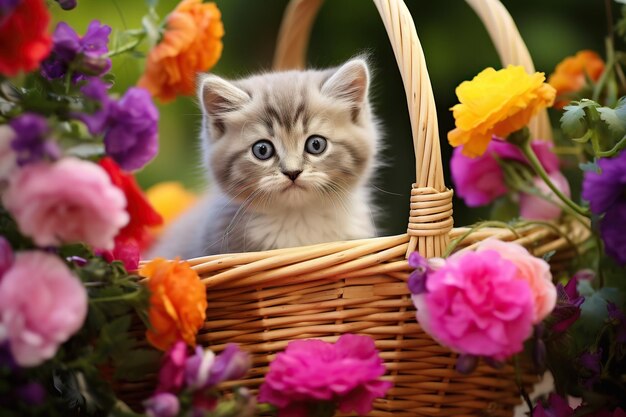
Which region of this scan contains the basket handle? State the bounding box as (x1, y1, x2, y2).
(274, 0, 450, 258)
(465, 0, 553, 141)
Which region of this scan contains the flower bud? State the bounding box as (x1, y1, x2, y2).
(207, 344, 251, 386)
(144, 392, 180, 417)
(54, 0, 77, 10)
(455, 354, 478, 374)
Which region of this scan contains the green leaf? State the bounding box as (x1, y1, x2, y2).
(561, 103, 590, 138)
(113, 349, 161, 381)
(490, 196, 519, 222)
(596, 97, 626, 137)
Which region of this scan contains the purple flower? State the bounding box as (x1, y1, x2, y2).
(258, 334, 392, 416)
(0, 0, 19, 22)
(156, 340, 188, 394)
(104, 87, 159, 171)
(15, 382, 46, 405)
(185, 346, 215, 390)
(580, 348, 602, 389)
(451, 137, 559, 207)
(9, 114, 60, 166)
(0, 236, 13, 279)
(54, 0, 77, 10)
(144, 392, 180, 417)
(551, 274, 586, 333)
(41, 20, 111, 81)
(74, 78, 112, 135)
(600, 204, 626, 265)
(206, 344, 250, 386)
(532, 393, 574, 417)
(607, 302, 626, 344)
(407, 252, 431, 294)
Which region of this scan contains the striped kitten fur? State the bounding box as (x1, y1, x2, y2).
(149, 58, 381, 259)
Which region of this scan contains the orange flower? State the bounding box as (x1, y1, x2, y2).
(140, 258, 207, 351)
(448, 65, 556, 157)
(138, 0, 224, 102)
(548, 50, 604, 109)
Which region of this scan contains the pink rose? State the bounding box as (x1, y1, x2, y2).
(3, 158, 129, 250)
(451, 138, 559, 207)
(0, 251, 87, 366)
(413, 249, 534, 360)
(520, 172, 571, 221)
(476, 239, 556, 323)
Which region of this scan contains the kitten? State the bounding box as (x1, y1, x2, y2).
(149, 58, 381, 259)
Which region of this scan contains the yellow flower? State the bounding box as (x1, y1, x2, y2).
(448, 65, 556, 157)
(141, 258, 207, 351)
(146, 182, 197, 236)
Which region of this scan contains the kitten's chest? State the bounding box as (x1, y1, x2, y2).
(243, 207, 373, 251)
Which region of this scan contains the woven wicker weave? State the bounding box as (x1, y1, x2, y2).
(120, 1, 589, 415)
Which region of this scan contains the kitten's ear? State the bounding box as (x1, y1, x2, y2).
(321, 59, 369, 110)
(198, 74, 250, 133)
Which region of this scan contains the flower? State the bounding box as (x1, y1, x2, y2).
(607, 302, 626, 344)
(156, 340, 188, 394)
(100, 235, 140, 271)
(144, 392, 180, 417)
(0, 0, 52, 76)
(407, 252, 431, 294)
(532, 393, 574, 417)
(0, 125, 17, 184)
(205, 344, 250, 386)
(549, 50, 605, 109)
(451, 138, 559, 207)
(146, 182, 197, 236)
(412, 249, 535, 360)
(54, 0, 77, 10)
(448, 65, 556, 157)
(138, 0, 224, 102)
(0, 236, 13, 278)
(258, 334, 392, 416)
(0, 251, 87, 366)
(15, 382, 46, 405)
(9, 113, 60, 166)
(580, 348, 602, 389)
(582, 151, 626, 265)
(476, 239, 556, 323)
(551, 278, 585, 334)
(99, 157, 163, 252)
(104, 87, 159, 171)
(2, 158, 129, 250)
(185, 346, 216, 390)
(74, 77, 112, 135)
(519, 171, 571, 221)
(140, 258, 207, 351)
(41, 20, 111, 81)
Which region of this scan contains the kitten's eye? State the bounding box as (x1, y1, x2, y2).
(305, 135, 327, 155)
(251, 140, 275, 160)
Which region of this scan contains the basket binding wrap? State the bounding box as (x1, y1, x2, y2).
(118, 0, 589, 415)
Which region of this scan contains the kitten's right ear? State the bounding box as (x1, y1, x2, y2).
(198, 74, 250, 133)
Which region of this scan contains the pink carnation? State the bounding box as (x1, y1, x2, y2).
(0, 251, 87, 366)
(258, 334, 392, 416)
(476, 239, 556, 323)
(519, 172, 571, 221)
(3, 158, 129, 250)
(413, 250, 534, 360)
(451, 138, 559, 207)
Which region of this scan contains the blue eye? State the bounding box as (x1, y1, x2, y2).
(252, 140, 275, 160)
(305, 135, 327, 155)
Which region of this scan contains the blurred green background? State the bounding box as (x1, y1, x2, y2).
(53, 0, 609, 235)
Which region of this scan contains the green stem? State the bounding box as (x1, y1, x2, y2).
(520, 141, 590, 217)
(89, 290, 142, 304)
(593, 134, 626, 157)
(105, 32, 146, 58)
(64, 70, 73, 95)
(593, 37, 615, 102)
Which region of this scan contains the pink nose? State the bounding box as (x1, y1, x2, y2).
(281, 170, 302, 181)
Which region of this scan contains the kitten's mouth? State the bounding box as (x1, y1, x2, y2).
(282, 182, 306, 192)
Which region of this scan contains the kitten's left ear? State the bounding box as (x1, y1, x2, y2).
(321, 59, 369, 112)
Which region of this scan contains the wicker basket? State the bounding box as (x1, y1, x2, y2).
(120, 0, 589, 415)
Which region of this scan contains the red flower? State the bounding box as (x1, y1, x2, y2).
(0, 0, 52, 76)
(99, 157, 163, 252)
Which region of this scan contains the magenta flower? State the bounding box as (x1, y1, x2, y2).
(0, 251, 87, 366)
(0, 236, 13, 278)
(41, 20, 111, 81)
(258, 334, 392, 416)
(451, 138, 559, 207)
(532, 393, 574, 417)
(412, 249, 535, 360)
(2, 158, 129, 250)
(156, 340, 188, 394)
(551, 272, 588, 333)
(9, 113, 60, 166)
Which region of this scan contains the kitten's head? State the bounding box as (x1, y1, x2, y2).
(198, 58, 379, 211)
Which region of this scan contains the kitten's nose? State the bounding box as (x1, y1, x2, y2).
(281, 170, 302, 181)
